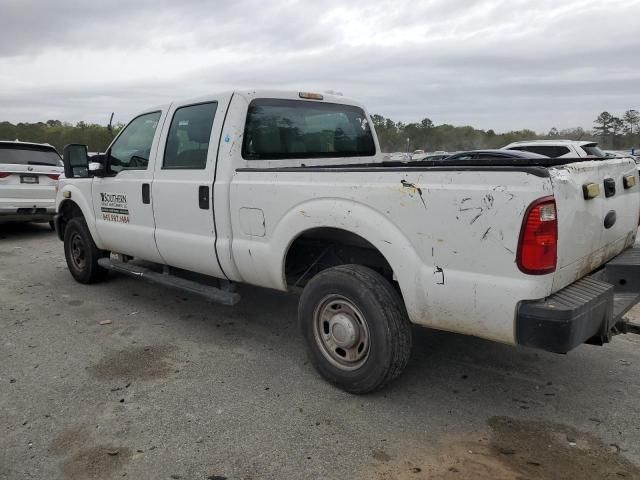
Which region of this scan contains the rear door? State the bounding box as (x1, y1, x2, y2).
(551, 158, 640, 291)
(151, 95, 230, 277)
(92, 110, 166, 262)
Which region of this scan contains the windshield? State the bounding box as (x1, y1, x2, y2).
(0, 144, 62, 166)
(582, 144, 605, 157)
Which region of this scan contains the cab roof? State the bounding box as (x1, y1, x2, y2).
(143, 90, 363, 115)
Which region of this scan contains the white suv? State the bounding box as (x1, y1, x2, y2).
(0, 141, 63, 227)
(502, 140, 606, 158)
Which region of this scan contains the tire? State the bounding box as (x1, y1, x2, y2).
(63, 217, 109, 284)
(298, 264, 412, 394)
(48, 220, 55, 231)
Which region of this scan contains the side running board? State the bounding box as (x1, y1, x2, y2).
(97, 257, 241, 306)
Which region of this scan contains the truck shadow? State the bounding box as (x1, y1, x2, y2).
(106, 277, 636, 400)
(103, 277, 634, 395)
(0, 222, 55, 240)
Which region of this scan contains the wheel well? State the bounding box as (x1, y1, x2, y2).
(58, 200, 84, 238)
(284, 228, 394, 288)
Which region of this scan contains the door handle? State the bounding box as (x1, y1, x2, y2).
(198, 186, 209, 210)
(142, 183, 150, 204)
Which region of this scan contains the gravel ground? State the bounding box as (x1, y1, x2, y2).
(1, 223, 640, 480)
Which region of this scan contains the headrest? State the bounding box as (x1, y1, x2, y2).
(185, 120, 211, 144)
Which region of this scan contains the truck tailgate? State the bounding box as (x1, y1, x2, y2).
(551, 158, 640, 292)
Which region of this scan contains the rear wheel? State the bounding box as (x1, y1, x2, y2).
(63, 217, 109, 283)
(299, 264, 412, 393)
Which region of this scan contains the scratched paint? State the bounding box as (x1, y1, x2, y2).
(400, 179, 427, 209)
(227, 148, 636, 345)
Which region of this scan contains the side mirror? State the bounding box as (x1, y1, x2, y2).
(63, 144, 90, 178)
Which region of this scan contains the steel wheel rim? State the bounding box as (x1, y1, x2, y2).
(313, 294, 370, 371)
(70, 233, 86, 270)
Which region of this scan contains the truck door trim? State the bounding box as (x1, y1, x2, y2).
(211, 92, 236, 280)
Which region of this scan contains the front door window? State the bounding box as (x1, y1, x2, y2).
(109, 111, 161, 174)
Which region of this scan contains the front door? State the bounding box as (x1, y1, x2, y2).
(92, 109, 166, 262)
(152, 97, 228, 278)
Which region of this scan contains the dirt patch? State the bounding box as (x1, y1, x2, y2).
(50, 427, 131, 480)
(372, 450, 393, 462)
(365, 416, 640, 480)
(49, 426, 92, 455)
(61, 445, 131, 480)
(89, 345, 175, 381)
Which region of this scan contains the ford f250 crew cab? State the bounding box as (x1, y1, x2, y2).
(54, 90, 640, 393)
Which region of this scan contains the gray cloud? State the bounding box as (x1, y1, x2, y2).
(0, 0, 639, 132)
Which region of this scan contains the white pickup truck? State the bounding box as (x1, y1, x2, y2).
(55, 90, 640, 393)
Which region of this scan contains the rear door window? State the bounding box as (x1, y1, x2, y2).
(581, 144, 605, 157)
(477, 152, 507, 159)
(242, 99, 375, 160)
(449, 153, 476, 160)
(0, 144, 61, 166)
(163, 102, 218, 169)
(514, 145, 571, 157)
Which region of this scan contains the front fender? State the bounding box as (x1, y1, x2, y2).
(57, 183, 103, 248)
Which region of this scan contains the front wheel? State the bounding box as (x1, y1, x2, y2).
(63, 217, 109, 284)
(298, 265, 412, 394)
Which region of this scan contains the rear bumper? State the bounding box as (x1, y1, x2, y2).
(516, 246, 640, 353)
(0, 207, 56, 223)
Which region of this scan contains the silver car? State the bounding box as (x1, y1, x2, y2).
(0, 141, 63, 228)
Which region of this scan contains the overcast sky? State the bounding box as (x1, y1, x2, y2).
(1, 0, 639, 132)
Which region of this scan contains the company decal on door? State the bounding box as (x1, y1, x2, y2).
(100, 192, 130, 224)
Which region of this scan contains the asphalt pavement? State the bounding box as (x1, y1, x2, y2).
(1, 223, 640, 480)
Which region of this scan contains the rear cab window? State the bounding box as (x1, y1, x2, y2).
(0, 144, 61, 166)
(242, 99, 375, 160)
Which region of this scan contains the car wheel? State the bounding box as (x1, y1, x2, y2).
(49, 220, 55, 231)
(299, 264, 412, 393)
(63, 217, 109, 284)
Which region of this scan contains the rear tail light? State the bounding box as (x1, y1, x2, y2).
(517, 196, 557, 275)
(47, 174, 60, 180)
(0, 172, 10, 179)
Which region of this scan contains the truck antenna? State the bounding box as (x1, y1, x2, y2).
(107, 112, 115, 138)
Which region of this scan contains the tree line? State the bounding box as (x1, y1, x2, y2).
(1, 109, 637, 154)
(0, 120, 123, 154)
(372, 109, 639, 153)
(590, 109, 639, 149)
